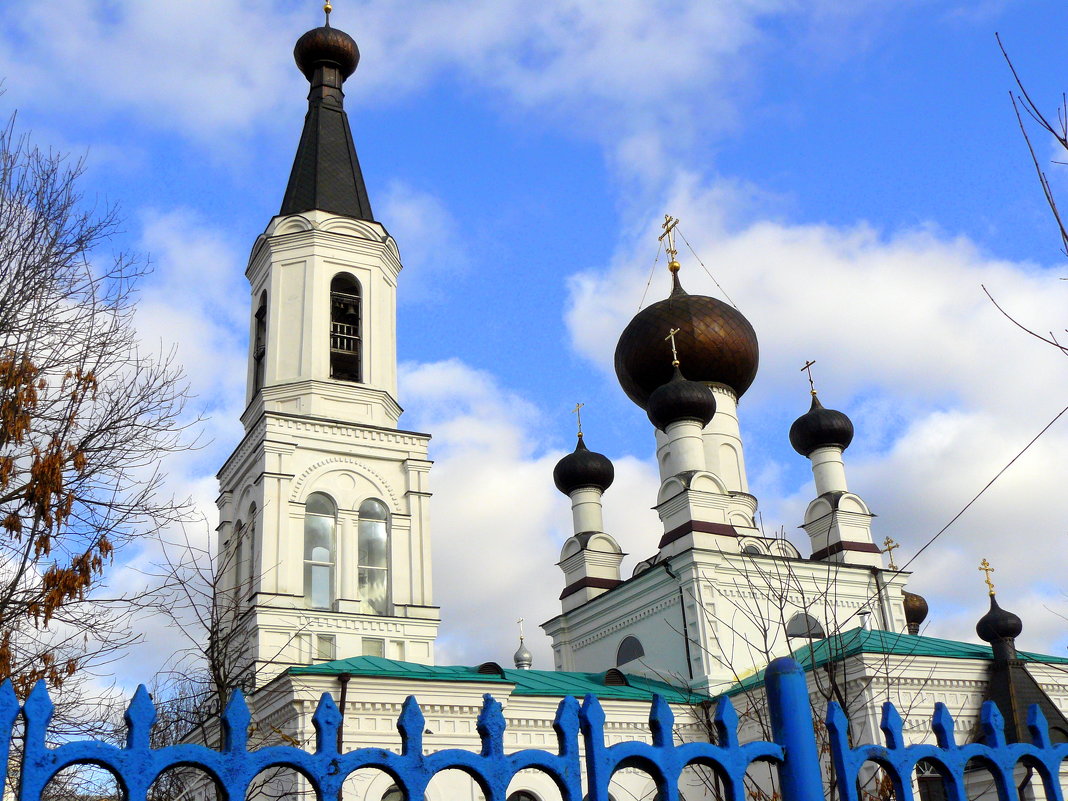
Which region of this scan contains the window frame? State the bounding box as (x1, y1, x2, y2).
(329, 273, 362, 383)
(357, 498, 390, 615)
(303, 492, 337, 610)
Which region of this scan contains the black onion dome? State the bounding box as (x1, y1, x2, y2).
(553, 437, 615, 495)
(294, 25, 360, 81)
(647, 365, 716, 431)
(789, 394, 854, 457)
(614, 275, 759, 409)
(976, 595, 1023, 643)
(903, 591, 929, 633)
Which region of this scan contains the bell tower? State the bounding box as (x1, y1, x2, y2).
(216, 12, 439, 689)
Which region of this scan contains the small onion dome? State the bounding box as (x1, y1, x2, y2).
(614, 274, 759, 409)
(902, 591, 929, 635)
(294, 24, 360, 81)
(976, 594, 1023, 643)
(789, 394, 854, 457)
(553, 436, 615, 495)
(646, 365, 716, 431)
(513, 639, 533, 670)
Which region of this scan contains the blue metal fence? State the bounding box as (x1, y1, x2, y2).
(9, 657, 1068, 801)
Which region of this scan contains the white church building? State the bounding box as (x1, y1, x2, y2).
(201, 9, 1068, 801)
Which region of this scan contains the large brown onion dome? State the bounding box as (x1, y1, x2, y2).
(789, 394, 854, 457)
(647, 366, 716, 432)
(614, 274, 758, 409)
(902, 591, 929, 635)
(553, 437, 615, 495)
(294, 24, 360, 81)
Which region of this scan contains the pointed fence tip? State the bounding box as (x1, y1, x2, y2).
(714, 696, 739, 747)
(880, 701, 904, 749)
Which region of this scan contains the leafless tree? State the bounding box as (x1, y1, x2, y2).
(0, 114, 194, 728)
(650, 532, 937, 801)
(149, 525, 255, 752)
(986, 35, 1068, 356)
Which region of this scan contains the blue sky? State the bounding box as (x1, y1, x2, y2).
(2, 0, 1068, 680)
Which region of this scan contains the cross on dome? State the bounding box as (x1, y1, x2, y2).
(659, 214, 680, 271)
(665, 327, 681, 366)
(882, 537, 899, 570)
(801, 359, 818, 396)
(572, 402, 584, 438)
(979, 558, 996, 595)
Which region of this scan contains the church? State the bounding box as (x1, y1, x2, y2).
(202, 8, 1068, 801)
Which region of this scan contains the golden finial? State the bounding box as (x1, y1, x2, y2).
(881, 537, 899, 570)
(572, 403, 584, 438)
(665, 327, 681, 367)
(659, 214, 680, 272)
(801, 360, 818, 396)
(324, 2, 333, 24)
(979, 558, 996, 596)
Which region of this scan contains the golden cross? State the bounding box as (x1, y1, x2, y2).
(979, 558, 996, 596)
(659, 214, 680, 261)
(572, 403, 584, 438)
(882, 537, 899, 570)
(665, 328, 681, 366)
(801, 359, 818, 396)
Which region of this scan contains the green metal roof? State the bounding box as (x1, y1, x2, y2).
(290, 655, 704, 703)
(726, 628, 1068, 695)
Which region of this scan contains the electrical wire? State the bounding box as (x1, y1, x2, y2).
(638, 240, 663, 311)
(897, 401, 1068, 573)
(678, 229, 738, 309)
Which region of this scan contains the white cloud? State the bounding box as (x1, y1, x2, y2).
(0, 0, 302, 137)
(0, 0, 891, 165)
(399, 359, 661, 667)
(565, 172, 1068, 655)
(103, 209, 249, 686)
(380, 182, 471, 304)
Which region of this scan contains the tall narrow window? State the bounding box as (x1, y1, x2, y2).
(247, 502, 257, 595)
(330, 274, 362, 382)
(233, 520, 245, 595)
(358, 498, 389, 614)
(304, 493, 336, 609)
(253, 292, 267, 392)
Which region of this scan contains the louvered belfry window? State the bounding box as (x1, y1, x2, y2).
(330, 273, 362, 382)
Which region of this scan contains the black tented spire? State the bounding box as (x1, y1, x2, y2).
(281, 22, 373, 221)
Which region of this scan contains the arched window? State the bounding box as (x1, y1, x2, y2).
(247, 502, 257, 594)
(233, 520, 245, 592)
(253, 292, 267, 391)
(508, 793, 540, 801)
(358, 498, 389, 614)
(304, 493, 336, 609)
(786, 612, 825, 639)
(616, 635, 645, 666)
(330, 274, 362, 382)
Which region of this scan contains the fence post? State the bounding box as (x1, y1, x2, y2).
(766, 657, 824, 801)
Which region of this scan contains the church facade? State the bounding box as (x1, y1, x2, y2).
(200, 10, 1068, 801)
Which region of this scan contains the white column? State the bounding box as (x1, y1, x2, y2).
(338, 513, 357, 601)
(569, 487, 605, 533)
(663, 418, 707, 475)
(702, 385, 748, 493)
(809, 445, 848, 494)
